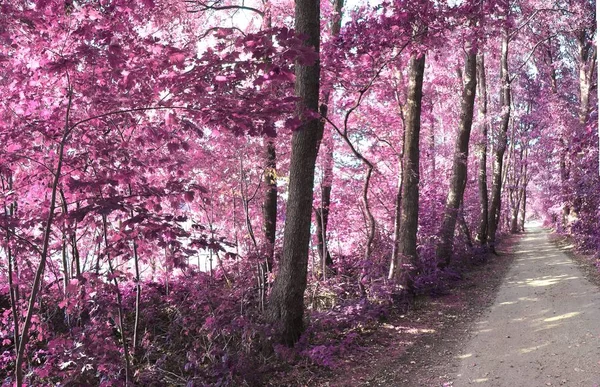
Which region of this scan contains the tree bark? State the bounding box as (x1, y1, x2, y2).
(487, 26, 511, 254)
(510, 148, 524, 233)
(576, 29, 595, 125)
(261, 4, 277, 271)
(390, 53, 425, 292)
(14, 87, 73, 386)
(436, 43, 477, 268)
(315, 0, 343, 273)
(388, 72, 405, 281)
(520, 148, 528, 230)
(267, 0, 321, 346)
(475, 52, 489, 246)
(262, 139, 277, 269)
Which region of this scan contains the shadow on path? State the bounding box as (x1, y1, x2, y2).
(453, 222, 600, 386)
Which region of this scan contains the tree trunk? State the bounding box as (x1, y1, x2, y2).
(391, 53, 425, 292)
(510, 148, 524, 233)
(520, 149, 528, 230)
(487, 26, 511, 254)
(577, 29, 595, 125)
(15, 87, 73, 386)
(475, 52, 489, 246)
(261, 5, 277, 271)
(436, 44, 477, 268)
(315, 0, 343, 273)
(262, 139, 277, 269)
(458, 203, 473, 248)
(388, 158, 403, 280)
(266, 0, 321, 346)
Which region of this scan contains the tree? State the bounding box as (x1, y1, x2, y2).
(391, 51, 425, 291)
(267, 0, 322, 345)
(436, 35, 478, 267)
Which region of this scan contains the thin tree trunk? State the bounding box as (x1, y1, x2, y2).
(392, 53, 425, 292)
(262, 140, 277, 269)
(458, 203, 473, 248)
(14, 86, 73, 387)
(389, 72, 405, 281)
(487, 25, 511, 254)
(510, 148, 524, 233)
(520, 148, 528, 230)
(436, 43, 477, 268)
(267, 0, 321, 346)
(261, 7, 277, 272)
(315, 0, 343, 273)
(2, 174, 21, 365)
(127, 186, 142, 356)
(475, 52, 489, 246)
(102, 215, 131, 386)
(388, 158, 404, 280)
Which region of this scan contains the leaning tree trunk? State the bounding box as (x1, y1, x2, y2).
(390, 53, 425, 292)
(266, 0, 321, 346)
(435, 43, 477, 268)
(487, 26, 511, 254)
(475, 51, 489, 246)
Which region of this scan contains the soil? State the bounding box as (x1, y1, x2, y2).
(452, 222, 600, 386)
(282, 232, 521, 387)
(284, 222, 600, 387)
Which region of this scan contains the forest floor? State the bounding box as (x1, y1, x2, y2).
(293, 222, 600, 387)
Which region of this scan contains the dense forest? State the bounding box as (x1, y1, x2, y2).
(0, 0, 597, 385)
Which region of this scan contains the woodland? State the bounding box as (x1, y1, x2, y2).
(0, 0, 598, 385)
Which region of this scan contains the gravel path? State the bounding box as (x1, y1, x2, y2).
(453, 222, 600, 386)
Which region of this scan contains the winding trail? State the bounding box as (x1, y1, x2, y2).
(454, 222, 600, 386)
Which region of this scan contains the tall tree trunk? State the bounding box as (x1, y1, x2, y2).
(436, 43, 477, 268)
(262, 140, 277, 269)
(519, 148, 528, 230)
(390, 53, 425, 292)
(267, 0, 321, 345)
(458, 203, 473, 248)
(388, 72, 405, 281)
(15, 86, 73, 386)
(510, 148, 523, 233)
(388, 158, 404, 280)
(577, 29, 595, 126)
(475, 52, 489, 246)
(261, 5, 277, 271)
(315, 0, 343, 274)
(546, 42, 570, 230)
(487, 26, 511, 254)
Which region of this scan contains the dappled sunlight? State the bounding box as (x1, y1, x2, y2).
(517, 297, 538, 302)
(381, 324, 436, 336)
(455, 224, 600, 385)
(499, 301, 517, 306)
(508, 274, 580, 288)
(534, 323, 562, 332)
(406, 328, 436, 334)
(543, 312, 580, 322)
(519, 342, 549, 354)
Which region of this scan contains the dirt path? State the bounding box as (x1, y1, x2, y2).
(453, 222, 600, 386)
